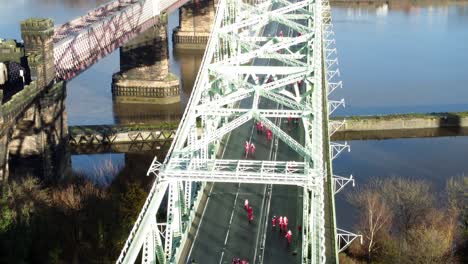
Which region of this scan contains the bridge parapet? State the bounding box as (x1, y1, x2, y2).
(0, 82, 39, 126)
(0, 39, 24, 64)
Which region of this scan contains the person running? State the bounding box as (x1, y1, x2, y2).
(244, 199, 249, 210)
(279, 216, 284, 232)
(259, 122, 264, 134)
(244, 141, 250, 156)
(272, 215, 277, 228)
(285, 230, 292, 244)
(247, 206, 254, 223)
(266, 129, 272, 141)
(250, 143, 256, 156)
(283, 216, 289, 231)
(247, 206, 253, 216)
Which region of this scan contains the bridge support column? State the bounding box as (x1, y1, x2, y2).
(20, 18, 55, 89)
(8, 81, 70, 181)
(173, 0, 216, 50)
(112, 16, 180, 105)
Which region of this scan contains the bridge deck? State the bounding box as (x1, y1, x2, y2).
(186, 7, 306, 263)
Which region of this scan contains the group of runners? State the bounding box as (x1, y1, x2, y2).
(272, 215, 293, 244)
(231, 257, 249, 264)
(244, 200, 293, 245)
(244, 121, 274, 157)
(256, 121, 273, 141)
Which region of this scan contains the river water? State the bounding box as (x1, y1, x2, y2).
(1, 0, 468, 261)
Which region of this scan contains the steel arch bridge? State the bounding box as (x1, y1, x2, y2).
(116, 0, 360, 263)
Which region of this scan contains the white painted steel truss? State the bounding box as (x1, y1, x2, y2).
(336, 228, 363, 253)
(322, 0, 362, 260)
(328, 119, 345, 136)
(333, 174, 354, 194)
(330, 141, 350, 160)
(117, 0, 340, 263)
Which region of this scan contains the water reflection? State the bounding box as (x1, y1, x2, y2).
(334, 135, 468, 229)
(330, 1, 468, 116)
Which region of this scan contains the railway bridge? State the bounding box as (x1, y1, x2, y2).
(114, 0, 361, 263)
(0, 0, 361, 262)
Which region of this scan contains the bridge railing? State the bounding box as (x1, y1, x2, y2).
(0, 81, 39, 125)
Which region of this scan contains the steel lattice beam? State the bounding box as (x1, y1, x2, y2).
(117, 0, 343, 263)
(159, 159, 318, 186)
(52, 0, 192, 81)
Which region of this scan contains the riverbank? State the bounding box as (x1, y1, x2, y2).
(333, 112, 468, 131)
(68, 112, 468, 145)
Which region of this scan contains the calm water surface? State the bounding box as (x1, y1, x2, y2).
(1, 0, 468, 260)
(331, 2, 468, 115)
(334, 135, 468, 229)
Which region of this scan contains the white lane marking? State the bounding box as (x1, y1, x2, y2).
(219, 183, 241, 264)
(253, 184, 268, 263)
(219, 252, 225, 264)
(186, 183, 215, 264)
(187, 115, 234, 264)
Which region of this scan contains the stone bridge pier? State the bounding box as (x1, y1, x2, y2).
(173, 0, 217, 50)
(0, 18, 70, 181)
(112, 15, 180, 105)
(2, 81, 70, 181)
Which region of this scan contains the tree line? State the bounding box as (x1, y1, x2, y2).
(0, 162, 152, 263)
(340, 176, 468, 264)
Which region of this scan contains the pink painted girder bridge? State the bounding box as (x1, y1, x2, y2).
(53, 0, 189, 81)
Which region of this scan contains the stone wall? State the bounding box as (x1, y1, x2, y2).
(0, 39, 24, 64)
(3, 81, 69, 180)
(336, 113, 468, 132)
(119, 23, 170, 81)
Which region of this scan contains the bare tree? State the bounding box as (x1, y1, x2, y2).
(446, 175, 468, 226)
(446, 175, 468, 263)
(380, 177, 433, 236)
(348, 180, 393, 263)
(404, 209, 456, 264)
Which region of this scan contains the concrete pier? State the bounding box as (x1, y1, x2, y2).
(173, 0, 216, 50)
(112, 15, 180, 105)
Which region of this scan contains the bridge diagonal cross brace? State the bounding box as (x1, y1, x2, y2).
(113, 0, 347, 262)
